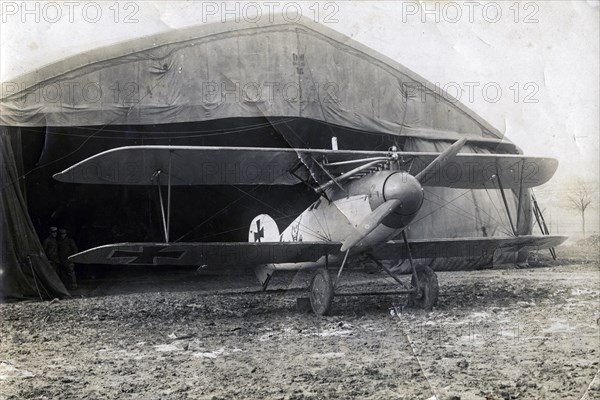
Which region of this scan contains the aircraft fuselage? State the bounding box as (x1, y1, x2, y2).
(268, 171, 424, 270)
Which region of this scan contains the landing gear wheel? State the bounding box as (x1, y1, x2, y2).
(408, 265, 439, 310)
(309, 268, 334, 316)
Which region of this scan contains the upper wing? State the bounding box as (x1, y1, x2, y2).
(371, 235, 568, 260)
(53, 145, 558, 189)
(53, 146, 306, 186)
(68, 241, 341, 266)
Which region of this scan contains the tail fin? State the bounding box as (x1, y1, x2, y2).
(248, 214, 280, 243)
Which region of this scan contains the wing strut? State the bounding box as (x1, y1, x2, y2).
(153, 172, 168, 242)
(318, 159, 387, 193)
(311, 156, 346, 194)
(167, 150, 172, 242)
(152, 158, 173, 243)
(494, 167, 517, 236)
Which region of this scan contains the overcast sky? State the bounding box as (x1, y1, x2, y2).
(1, 0, 599, 236)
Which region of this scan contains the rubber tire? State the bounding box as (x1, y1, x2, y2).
(408, 265, 439, 310)
(309, 268, 334, 316)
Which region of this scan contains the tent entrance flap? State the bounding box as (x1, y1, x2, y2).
(1, 125, 70, 300)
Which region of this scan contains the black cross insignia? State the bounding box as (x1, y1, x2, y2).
(111, 246, 185, 264)
(253, 220, 264, 242)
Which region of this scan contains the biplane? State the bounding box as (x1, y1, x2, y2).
(53, 138, 566, 315)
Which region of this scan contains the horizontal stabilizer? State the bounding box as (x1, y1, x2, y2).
(68, 241, 341, 266)
(371, 235, 568, 261)
(53, 145, 558, 189)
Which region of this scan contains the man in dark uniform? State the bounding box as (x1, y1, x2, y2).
(43, 226, 59, 272)
(58, 228, 78, 290)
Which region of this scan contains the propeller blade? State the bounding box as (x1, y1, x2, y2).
(415, 138, 467, 185)
(341, 199, 401, 252)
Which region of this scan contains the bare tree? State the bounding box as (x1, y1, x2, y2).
(568, 183, 593, 237)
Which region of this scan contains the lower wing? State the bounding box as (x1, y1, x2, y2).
(69, 235, 566, 266)
(371, 235, 567, 260)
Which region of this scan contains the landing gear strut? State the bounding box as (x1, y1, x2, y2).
(407, 265, 439, 310)
(305, 234, 440, 315)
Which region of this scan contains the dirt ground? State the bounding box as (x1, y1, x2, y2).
(1, 245, 599, 400)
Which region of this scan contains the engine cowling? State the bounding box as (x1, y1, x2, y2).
(381, 172, 424, 218)
(342, 171, 424, 218)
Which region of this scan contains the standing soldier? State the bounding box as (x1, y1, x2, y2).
(58, 228, 79, 290)
(43, 226, 59, 272)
